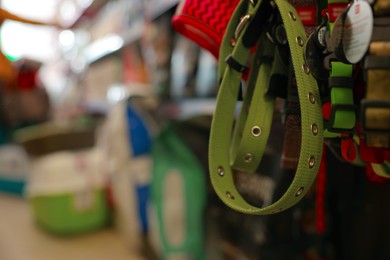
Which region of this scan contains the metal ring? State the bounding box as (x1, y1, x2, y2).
(251, 126, 262, 137)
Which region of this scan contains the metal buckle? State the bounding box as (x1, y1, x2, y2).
(360, 99, 390, 134)
(235, 14, 252, 40)
(326, 103, 357, 133)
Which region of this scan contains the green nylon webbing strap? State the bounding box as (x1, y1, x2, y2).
(230, 38, 278, 172)
(209, 0, 323, 214)
(325, 0, 356, 136)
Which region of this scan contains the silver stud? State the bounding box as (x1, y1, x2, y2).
(296, 36, 304, 47)
(311, 124, 319, 136)
(251, 126, 262, 137)
(217, 167, 225, 177)
(226, 192, 235, 200)
(302, 64, 310, 74)
(309, 156, 316, 168)
(308, 93, 316, 104)
(289, 11, 296, 21)
(244, 153, 253, 163)
(295, 187, 304, 197)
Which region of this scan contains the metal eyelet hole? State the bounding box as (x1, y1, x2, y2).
(230, 38, 236, 47)
(217, 167, 225, 177)
(308, 93, 316, 104)
(309, 156, 316, 168)
(226, 192, 235, 200)
(289, 11, 296, 21)
(296, 36, 304, 47)
(311, 124, 319, 136)
(295, 187, 304, 197)
(251, 126, 262, 137)
(244, 153, 253, 163)
(302, 64, 310, 74)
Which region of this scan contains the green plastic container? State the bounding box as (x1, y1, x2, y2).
(27, 150, 110, 235)
(31, 189, 109, 235)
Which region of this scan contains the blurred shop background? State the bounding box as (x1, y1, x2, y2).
(0, 0, 389, 260)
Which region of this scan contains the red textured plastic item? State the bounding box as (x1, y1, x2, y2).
(341, 138, 357, 163)
(172, 0, 240, 58)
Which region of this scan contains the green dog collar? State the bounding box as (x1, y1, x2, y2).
(209, 0, 324, 214)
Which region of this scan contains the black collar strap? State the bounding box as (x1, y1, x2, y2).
(209, 0, 323, 214)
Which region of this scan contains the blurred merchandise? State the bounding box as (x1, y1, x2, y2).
(141, 10, 175, 99)
(0, 59, 50, 128)
(13, 118, 97, 157)
(82, 55, 123, 107)
(195, 49, 218, 97)
(149, 122, 207, 259)
(0, 144, 30, 195)
(170, 34, 200, 99)
(96, 98, 156, 253)
(122, 41, 153, 95)
(25, 148, 110, 235)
